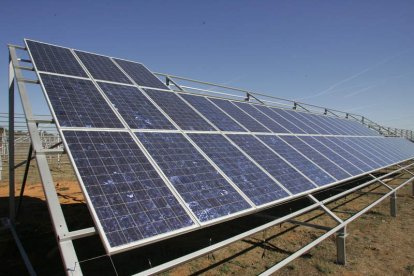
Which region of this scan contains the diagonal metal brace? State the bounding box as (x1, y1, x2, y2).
(308, 194, 343, 224)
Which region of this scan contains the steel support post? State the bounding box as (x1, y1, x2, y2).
(412, 180, 414, 197)
(390, 192, 397, 217)
(336, 226, 347, 265)
(8, 53, 15, 225)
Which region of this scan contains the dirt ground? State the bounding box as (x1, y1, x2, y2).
(0, 174, 413, 275)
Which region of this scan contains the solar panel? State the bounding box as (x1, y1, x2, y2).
(209, 99, 270, 132)
(181, 94, 246, 132)
(324, 137, 380, 169)
(364, 137, 402, 163)
(232, 102, 290, 133)
(144, 89, 215, 131)
(26, 39, 414, 256)
(97, 82, 175, 130)
(269, 108, 318, 134)
(254, 105, 306, 134)
(74, 50, 131, 84)
(114, 59, 168, 89)
(280, 136, 351, 180)
(314, 116, 344, 135)
(63, 131, 195, 251)
(299, 136, 364, 176)
(228, 134, 317, 194)
(313, 137, 374, 171)
(189, 134, 290, 206)
(26, 40, 87, 77)
(341, 137, 389, 167)
(292, 112, 331, 135)
(257, 135, 335, 186)
(40, 73, 124, 128)
(135, 132, 252, 222)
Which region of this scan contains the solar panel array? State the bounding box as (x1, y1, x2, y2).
(26, 39, 414, 254)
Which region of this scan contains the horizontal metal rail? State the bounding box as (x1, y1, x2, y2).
(260, 175, 414, 275)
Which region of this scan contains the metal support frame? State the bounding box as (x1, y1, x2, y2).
(390, 192, 397, 217)
(6, 45, 98, 276)
(336, 226, 347, 265)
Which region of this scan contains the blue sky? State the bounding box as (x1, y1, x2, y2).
(1, 0, 413, 129)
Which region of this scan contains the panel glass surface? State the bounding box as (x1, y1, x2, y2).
(136, 132, 251, 222)
(258, 135, 335, 186)
(341, 137, 389, 166)
(190, 134, 289, 205)
(270, 108, 318, 134)
(114, 59, 168, 89)
(26, 40, 87, 77)
(40, 73, 124, 128)
(228, 135, 316, 194)
(209, 99, 270, 132)
(325, 137, 380, 169)
(182, 94, 245, 132)
(254, 105, 306, 134)
(75, 51, 131, 84)
(280, 136, 351, 180)
(145, 89, 215, 131)
(314, 137, 373, 171)
(98, 82, 175, 130)
(293, 112, 331, 134)
(299, 136, 363, 176)
(233, 102, 290, 133)
(64, 131, 194, 249)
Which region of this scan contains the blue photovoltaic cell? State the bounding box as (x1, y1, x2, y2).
(228, 135, 316, 194)
(26, 40, 87, 77)
(182, 94, 245, 132)
(63, 131, 194, 249)
(346, 120, 379, 136)
(272, 109, 319, 134)
(312, 115, 343, 135)
(299, 136, 363, 176)
(363, 138, 401, 163)
(258, 135, 334, 186)
(145, 89, 215, 131)
(233, 102, 290, 133)
(209, 99, 270, 132)
(341, 137, 389, 167)
(40, 74, 124, 128)
(98, 82, 175, 130)
(293, 112, 331, 135)
(319, 117, 350, 135)
(280, 136, 351, 180)
(254, 105, 306, 134)
(314, 137, 373, 171)
(114, 59, 168, 89)
(189, 134, 289, 206)
(136, 132, 251, 222)
(325, 137, 380, 169)
(75, 51, 131, 84)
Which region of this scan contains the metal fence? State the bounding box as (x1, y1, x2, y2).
(0, 113, 76, 184)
